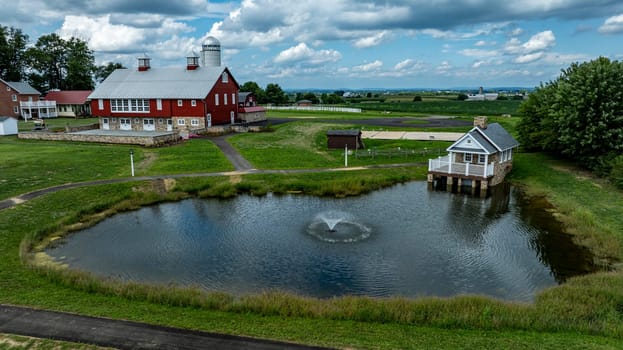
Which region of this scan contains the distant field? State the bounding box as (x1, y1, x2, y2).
(347, 100, 522, 116)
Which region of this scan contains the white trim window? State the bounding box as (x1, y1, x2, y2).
(111, 99, 150, 112)
(191, 119, 199, 126)
(11, 94, 17, 102)
(478, 154, 486, 164)
(463, 153, 472, 162)
(13, 106, 19, 114)
(224, 94, 228, 105)
(191, 99, 197, 107)
(222, 72, 228, 83)
(156, 99, 163, 110)
(177, 119, 185, 126)
(98, 99, 104, 110)
(232, 93, 236, 105)
(215, 94, 219, 106)
(177, 99, 183, 107)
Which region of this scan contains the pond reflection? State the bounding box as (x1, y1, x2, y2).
(47, 182, 595, 301)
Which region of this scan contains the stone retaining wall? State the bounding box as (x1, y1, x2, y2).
(65, 123, 99, 132)
(18, 132, 179, 147)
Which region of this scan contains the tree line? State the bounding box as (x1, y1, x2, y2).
(0, 24, 123, 93)
(517, 57, 623, 188)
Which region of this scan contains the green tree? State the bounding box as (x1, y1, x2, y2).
(457, 93, 468, 101)
(517, 57, 623, 172)
(26, 34, 96, 92)
(64, 37, 96, 90)
(240, 81, 266, 103)
(0, 25, 29, 81)
(301, 92, 319, 104)
(95, 62, 125, 83)
(413, 95, 422, 102)
(324, 93, 343, 104)
(264, 83, 288, 105)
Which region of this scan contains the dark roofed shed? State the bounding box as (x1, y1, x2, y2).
(327, 129, 364, 149)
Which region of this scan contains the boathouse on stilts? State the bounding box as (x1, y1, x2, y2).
(427, 116, 519, 196)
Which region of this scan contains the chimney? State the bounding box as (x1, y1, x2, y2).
(186, 52, 199, 70)
(474, 116, 488, 129)
(138, 54, 151, 72)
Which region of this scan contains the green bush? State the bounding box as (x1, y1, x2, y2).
(609, 155, 623, 189)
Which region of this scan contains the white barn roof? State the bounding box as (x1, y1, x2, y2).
(88, 66, 232, 100)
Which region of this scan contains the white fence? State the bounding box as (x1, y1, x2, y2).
(265, 105, 362, 113)
(428, 155, 494, 177)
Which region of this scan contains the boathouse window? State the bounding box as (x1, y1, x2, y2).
(464, 154, 473, 162)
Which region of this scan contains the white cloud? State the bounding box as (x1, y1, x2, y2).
(475, 40, 487, 47)
(353, 31, 390, 48)
(505, 30, 556, 54)
(273, 43, 342, 65)
(353, 60, 383, 72)
(58, 15, 145, 52)
(599, 14, 623, 34)
(459, 48, 500, 58)
(514, 52, 545, 64)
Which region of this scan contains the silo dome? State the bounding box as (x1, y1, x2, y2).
(201, 36, 221, 67)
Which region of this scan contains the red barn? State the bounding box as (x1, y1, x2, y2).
(88, 52, 239, 133)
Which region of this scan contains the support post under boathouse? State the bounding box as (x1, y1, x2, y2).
(427, 116, 519, 196)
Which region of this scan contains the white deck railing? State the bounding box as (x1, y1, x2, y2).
(428, 155, 494, 178)
(20, 101, 58, 119)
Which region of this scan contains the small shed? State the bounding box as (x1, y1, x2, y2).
(0, 117, 18, 136)
(327, 130, 365, 150)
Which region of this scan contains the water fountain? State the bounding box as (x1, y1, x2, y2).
(307, 210, 372, 243)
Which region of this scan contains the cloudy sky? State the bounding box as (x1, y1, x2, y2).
(2, 0, 623, 89)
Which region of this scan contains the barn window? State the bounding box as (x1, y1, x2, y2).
(98, 99, 104, 110)
(232, 93, 236, 105)
(178, 119, 185, 126)
(13, 106, 18, 113)
(191, 99, 197, 107)
(12, 94, 17, 101)
(177, 99, 183, 107)
(6, 86, 10, 91)
(222, 72, 228, 83)
(191, 119, 199, 126)
(224, 94, 228, 105)
(215, 94, 219, 106)
(157, 99, 162, 110)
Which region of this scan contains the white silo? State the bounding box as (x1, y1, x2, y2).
(201, 36, 221, 67)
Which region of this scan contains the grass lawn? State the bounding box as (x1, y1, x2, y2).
(229, 121, 453, 169)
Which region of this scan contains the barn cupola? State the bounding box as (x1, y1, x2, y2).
(138, 54, 151, 72)
(186, 51, 200, 70)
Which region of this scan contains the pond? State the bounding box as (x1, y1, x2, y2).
(47, 182, 595, 302)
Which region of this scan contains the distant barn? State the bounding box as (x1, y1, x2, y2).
(327, 130, 364, 149)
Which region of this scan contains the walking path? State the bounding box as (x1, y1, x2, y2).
(210, 135, 255, 171)
(0, 305, 332, 350)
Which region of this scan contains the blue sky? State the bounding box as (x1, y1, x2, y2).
(2, 0, 623, 90)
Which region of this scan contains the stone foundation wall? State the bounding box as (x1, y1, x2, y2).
(18, 131, 179, 147)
